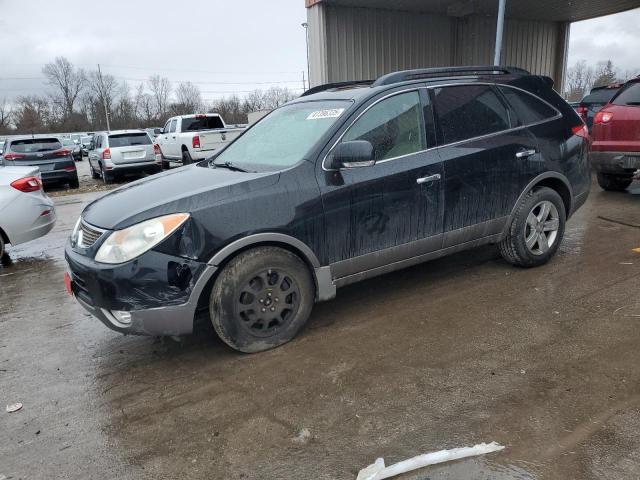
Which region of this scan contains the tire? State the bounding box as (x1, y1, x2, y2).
(0, 234, 5, 259)
(209, 247, 315, 353)
(182, 148, 193, 165)
(499, 187, 566, 268)
(69, 175, 80, 189)
(597, 173, 633, 192)
(90, 162, 100, 179)
(100, 164, 113, 184)
(161, 159, 170, 170)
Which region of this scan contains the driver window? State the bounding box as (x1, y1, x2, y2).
(169, 119, 177, 133)
(163, 120, 171, 133)
(342, 91, 426, 161)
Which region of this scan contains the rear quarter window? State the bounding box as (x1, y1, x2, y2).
(498, 86, 559, 125)
(10, 138, 62, 153)
(108, 133, 152, 148)
(432, 85, 512, 144)
(612, 82, 640, 106)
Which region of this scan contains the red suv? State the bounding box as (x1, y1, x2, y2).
(590, 77, 640, 191)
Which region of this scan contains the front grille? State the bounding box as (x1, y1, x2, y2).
(79, 222, 103, 248)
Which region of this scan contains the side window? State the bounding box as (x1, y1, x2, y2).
(163, 120, 171, 133)
(342, 91, 426, 161)
(432, 85, 511, 144)
(612, 82, 640, 106)
(169, 119, 178, 133)
(498, 86, 558, 125)
(95, 136, 101, 149)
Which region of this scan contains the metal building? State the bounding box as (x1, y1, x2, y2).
(305, 0, 640, 90)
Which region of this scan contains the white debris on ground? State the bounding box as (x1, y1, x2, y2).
(6, 403, 23, 413)
(292, 428, 312, 444)
(356, 441, 505, 480)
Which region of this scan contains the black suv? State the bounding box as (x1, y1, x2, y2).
(65, 66, 590, 353)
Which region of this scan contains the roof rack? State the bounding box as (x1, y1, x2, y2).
(300, 80, 374, 97)
(372, 66, 530, 87)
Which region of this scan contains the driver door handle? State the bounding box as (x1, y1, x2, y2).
(516, 149, 537, 159)
(416, 173, 441, 185)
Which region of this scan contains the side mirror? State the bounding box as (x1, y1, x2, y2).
(154, 128, 162, 135)
(326, 140, 375, 170)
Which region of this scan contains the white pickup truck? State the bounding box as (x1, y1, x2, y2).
(156, 113, 246, 168)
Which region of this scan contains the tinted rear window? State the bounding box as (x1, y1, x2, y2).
(108, 133, 151, 148)
(10, 138, 62, 153)
(182, 116, 224, 131)
(612, 82, 640, 106)
(498, 86, 558, 125)
(432, 85, 511, 144)
(582, 88, 620, 104)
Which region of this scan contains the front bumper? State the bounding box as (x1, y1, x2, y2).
(65, 242, 217, 336)
(590, 151, 640, 175)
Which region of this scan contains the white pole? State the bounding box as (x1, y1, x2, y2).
(97, 64, 111, 132)
(493, 0, 506, 66)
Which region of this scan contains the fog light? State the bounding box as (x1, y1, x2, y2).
(111, 310, 132, 325)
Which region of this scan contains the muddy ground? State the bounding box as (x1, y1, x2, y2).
(1, 178, 640, 480)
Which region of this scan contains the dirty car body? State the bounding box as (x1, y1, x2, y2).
(65, 66, 590, 352)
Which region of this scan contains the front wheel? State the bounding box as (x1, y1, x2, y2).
(209, 247, 315, 353)
(0, 234, 5, 259)
(499, 187, 566, 268)
(597, 173, 633, 192)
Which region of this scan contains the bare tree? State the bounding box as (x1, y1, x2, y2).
(211, 94, 244, 124)
(565, 60, 594, 102)
(593, 60, 617, 88)
(0, 98, 13, 133)
(87, 69, 118, 130)
(148, 75, 171, 120)
(12, 95, 51, 134)
(134, 83, 156, 126)
(42, 57, 86, 118)
(171, 81, 203, 115)
(261, 86, 297, 110)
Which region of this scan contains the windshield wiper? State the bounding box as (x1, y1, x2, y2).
(211, 160, 252, 173)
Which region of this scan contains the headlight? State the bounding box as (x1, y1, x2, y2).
(71, 217, 81, 246)
(95, 213, 189, 264)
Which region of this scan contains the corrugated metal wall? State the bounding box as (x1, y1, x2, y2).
(308, 4, 569, 89)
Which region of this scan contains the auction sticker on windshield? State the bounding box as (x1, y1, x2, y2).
(307, 108, 345, 120)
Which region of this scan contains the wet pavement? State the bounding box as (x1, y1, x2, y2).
(1, 178, 640, 480)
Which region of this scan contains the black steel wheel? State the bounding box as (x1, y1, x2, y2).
(182, 148, 193, 165)
(210, 247, 314, 353)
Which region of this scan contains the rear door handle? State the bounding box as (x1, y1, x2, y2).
(516, 149, 537, 159)
(416, 173, 441, 185)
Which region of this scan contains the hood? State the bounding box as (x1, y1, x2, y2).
(82, 164, 279, 230)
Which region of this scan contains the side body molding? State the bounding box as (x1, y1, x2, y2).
(208, 233, 336, 302)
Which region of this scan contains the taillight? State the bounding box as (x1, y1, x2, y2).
(153, 143, 161, 154)
(571, 124, 589, 140)
(3, 153, 26, 161)
(54, 149, 72, 157)
(575, 106, 587, 121)
(102, 148, 111, 160)
(593, 111, 613, 124)
(10, 176, 42, 193)
(63, 165, 76, 172)
(192, 136, 201, 149)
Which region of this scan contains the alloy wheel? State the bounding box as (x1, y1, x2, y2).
(524, 200, 560, 256)
(235, 269, 300, 337)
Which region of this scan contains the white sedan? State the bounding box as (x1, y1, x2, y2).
(0, 166, 56, 257)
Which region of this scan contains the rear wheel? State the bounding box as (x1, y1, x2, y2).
(69, 175, 80, 189)
(0, 234, 5, 259)
(100, 164, 113, 184)
(90, 162, 100, 179)
(209, 247, 315, 353)
(499, 187, 566, 268)
(182, 148, 193, 165)
(597, 173, 633, 192)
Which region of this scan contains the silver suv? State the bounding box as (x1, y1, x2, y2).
(88, 130, 160, 183)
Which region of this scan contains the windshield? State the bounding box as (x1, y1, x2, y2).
(211, 100, 350, 171)
(108, 132, 152, 147)
(10, 138, 62, 153)
(81, 136, 92, 144)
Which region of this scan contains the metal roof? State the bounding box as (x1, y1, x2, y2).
(305, 0, 640, 22)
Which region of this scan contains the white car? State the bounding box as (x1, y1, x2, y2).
(0, 166, 56, 257)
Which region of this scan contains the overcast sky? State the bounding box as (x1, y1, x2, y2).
(0, 1, 638, 102)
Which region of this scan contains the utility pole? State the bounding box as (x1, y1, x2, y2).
(97, 64, 111, 131)
(301, 23, 310, 88)
(493, 0, 506, 66)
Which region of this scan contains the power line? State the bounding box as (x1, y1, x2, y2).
(0, 76, 303, 86)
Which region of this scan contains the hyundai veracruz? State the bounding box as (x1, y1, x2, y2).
(65, 66, 590, 353)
